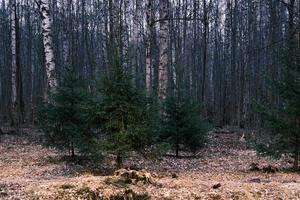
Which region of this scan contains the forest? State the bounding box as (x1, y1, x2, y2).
(0, 0, 300, 199)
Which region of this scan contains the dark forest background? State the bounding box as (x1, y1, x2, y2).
(0, 0, 299, 127)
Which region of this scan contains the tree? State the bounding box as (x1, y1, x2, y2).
(161, 96, 209, 157)
(10, 0, 17, 125)
(10, 0, 23, 128)
(145, 0, 153, 95)
(36, 0, 57, 98)
(256, 0, 299, 170)
(257, 44, 300, 170)
(132, 0, 142, 86)
(37, 67, 91, 158)
(158, 0, 169, 101)
(201, 0, 209, 103)
(93, 61, 157, 168)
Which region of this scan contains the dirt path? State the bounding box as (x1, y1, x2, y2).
(0, 130, 300, 199)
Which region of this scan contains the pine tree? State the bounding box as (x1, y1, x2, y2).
(257, 44, 300, 170)
(37, 67, 91, 158)
(92, 61, 158, 168)
(161, 96, 209, 157)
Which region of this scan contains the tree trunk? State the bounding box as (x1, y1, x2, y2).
(201, 0, 208, 104)
(175, 142, 179, 158)
(71, 141, 75, 158)
(116, 152, 122, 169)
(10, 0, 23, 128)
(158, 0, 169, 101)
(294, 151, 299, 170)
(132, 0, 141, 86)
(294, 119, 299, 170)
(37, 0, 57, 99)
(10, 0, 17, 126)
(145, 0, 152, 95)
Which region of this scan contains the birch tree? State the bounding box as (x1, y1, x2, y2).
(36, 0, 57, 98)
(145, 0, 153, 94)
(158, 0, 169, 101)
(10, 0, 17, 124)
(10, 0, 23, 126)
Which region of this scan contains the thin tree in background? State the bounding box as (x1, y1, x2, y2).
(132, 0, 142, 86)
(201, 0, 208, 104)
(145, 0, 152, 95)
(158, 0, 169, 101)
(10, 0, 23, 127)
(10, 0, 17, 125)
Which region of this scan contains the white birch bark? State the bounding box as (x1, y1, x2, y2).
(10, 0, 17, 114)
(158, 0, 169, 101)
(38, 0, 57, 96)
(145, 0, 152, 94)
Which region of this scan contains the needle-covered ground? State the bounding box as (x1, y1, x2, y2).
(0, 128, 299, 200)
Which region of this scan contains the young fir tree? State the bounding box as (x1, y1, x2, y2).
(92, 61, 157, 168)
(38, 67, 92, 158)
(257, 43, 300, 170)
(161, 96, 209, 157)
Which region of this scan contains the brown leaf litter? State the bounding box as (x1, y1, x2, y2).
(0, 128, 300, 199)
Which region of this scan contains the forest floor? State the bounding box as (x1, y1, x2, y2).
(0, 128, 300, 200)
